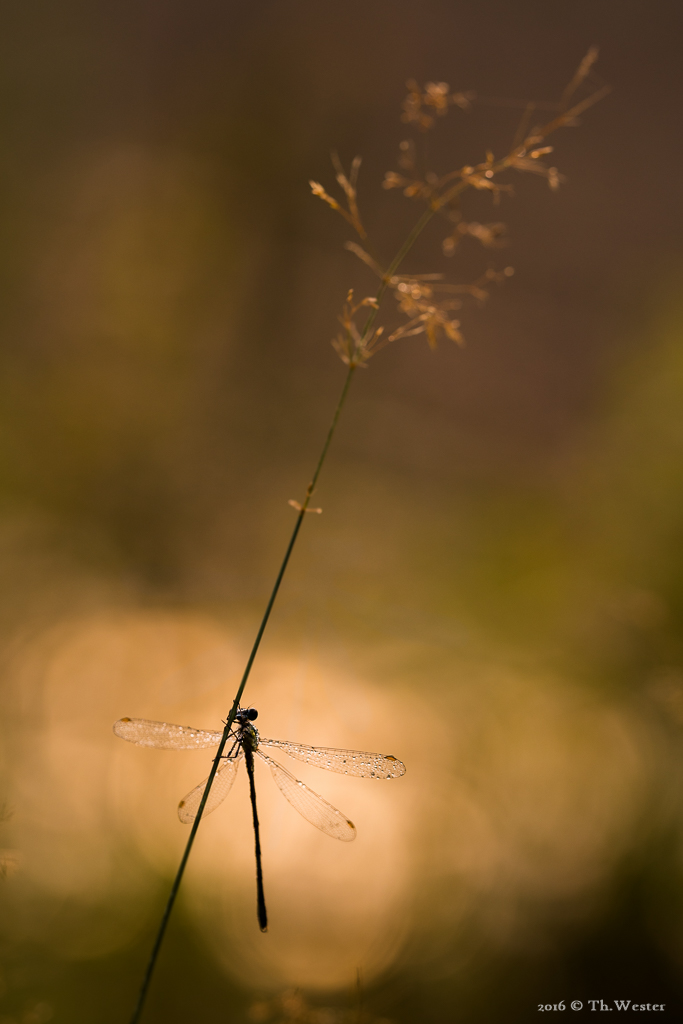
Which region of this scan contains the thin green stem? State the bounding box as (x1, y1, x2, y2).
(129, 199, 437, 1023)
(354, 205, 436, 351)
(129, 364, 356, 1023)
(382, 205, 436, 294)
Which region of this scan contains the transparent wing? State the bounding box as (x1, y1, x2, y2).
(113, 717, 223, 749)
(256, 750, 356, 842)
(178, 752, 243, 824)
(259, 737, 406, 779)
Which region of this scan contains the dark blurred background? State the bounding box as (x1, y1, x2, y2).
(1, 0, 683, 1021)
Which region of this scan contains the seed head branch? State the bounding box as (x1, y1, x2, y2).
(310, 153, 367, 239)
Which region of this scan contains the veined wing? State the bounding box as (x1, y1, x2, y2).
(178, 752, 243, 824)
(259, 738, 405, 779)
(113, 717, 223, 749)
(256, 750, 356, 842)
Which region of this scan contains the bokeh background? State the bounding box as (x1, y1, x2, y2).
(0, 0, 682, 1021)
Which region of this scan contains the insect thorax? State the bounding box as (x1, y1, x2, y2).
(241, 723, 259, 751)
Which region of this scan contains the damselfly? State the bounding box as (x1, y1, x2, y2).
(113, 708, 406, 931)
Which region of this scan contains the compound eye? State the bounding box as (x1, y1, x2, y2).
(247, 709, 258, 721)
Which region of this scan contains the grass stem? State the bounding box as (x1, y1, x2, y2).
(128, 200, 445, 1022)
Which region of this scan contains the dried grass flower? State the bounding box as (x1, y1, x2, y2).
(310, 48, 609, 364)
